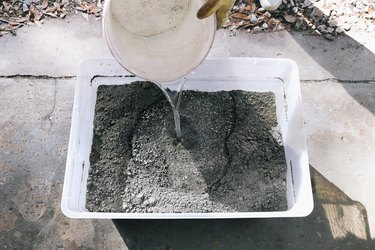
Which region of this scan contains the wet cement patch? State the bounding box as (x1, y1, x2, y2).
(86, 81, 287, 213)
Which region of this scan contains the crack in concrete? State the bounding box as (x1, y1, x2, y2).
(0, 74, 75, 80)
(1, 75, 374, 84)
(301, 78, 375, 84)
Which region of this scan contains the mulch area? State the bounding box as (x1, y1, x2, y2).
(0, 0, 102, 36)
(1, 0, 374, 39)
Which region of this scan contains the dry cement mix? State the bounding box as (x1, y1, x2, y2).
(86, 81, 287, 213)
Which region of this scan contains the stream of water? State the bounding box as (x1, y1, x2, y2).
(156, 78, 186, 141)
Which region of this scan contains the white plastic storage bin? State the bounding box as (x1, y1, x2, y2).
(61, 58, 313, 219)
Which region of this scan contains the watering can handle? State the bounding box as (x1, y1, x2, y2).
(197, 0, 236, 28)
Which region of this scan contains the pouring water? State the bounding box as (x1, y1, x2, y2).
(155, 78, 186, 140)
(102, 0, 215, 139)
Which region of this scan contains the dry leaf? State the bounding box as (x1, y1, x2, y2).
(0, 17, 11, 24)
(43, 12, 58, 18)
(45, 6, 57, 13)
(53, 2, 62, 12)
(244, 5, 252, 11)
(13, 17, 28, 23)
(78, 2, 101, 14)
(311, 7, 323, 22)
(242, 22, 257, 28)
(1, 23, 21, 31)
(231, 13, 250, 20)
(42, 0, 48, 9)
(88, 4, 101, 14)
(29, 4, 43, 21)
(2, 2, 11, 12)
(284, 14, 297, 23)
(0, 17, 20, 25)
(79, 2, 89, 10)
(368, 6, 373, 15)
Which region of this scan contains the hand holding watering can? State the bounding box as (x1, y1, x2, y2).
(197, 0, 235, 28)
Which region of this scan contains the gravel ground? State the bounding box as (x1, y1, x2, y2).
(1, 0, 374, 38)
(228, 0, 375, 39)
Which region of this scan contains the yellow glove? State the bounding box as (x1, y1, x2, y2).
(197, 0, 236, 28)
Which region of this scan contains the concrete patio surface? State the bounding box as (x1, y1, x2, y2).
(1, 14, 375, 249)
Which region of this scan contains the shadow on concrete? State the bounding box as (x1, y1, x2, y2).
(287, 8, 375, 114)
(292, 32, 375, 115)
(113, 166, 375, 250)
(106, 4, 375, 248)
(229, 0, 375, 114)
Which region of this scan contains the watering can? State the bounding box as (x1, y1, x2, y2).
(102, 0, 217, 83)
